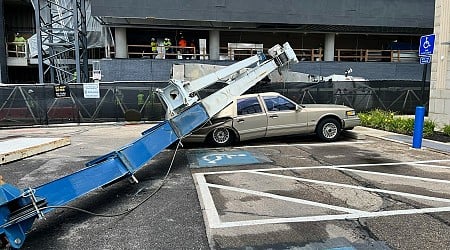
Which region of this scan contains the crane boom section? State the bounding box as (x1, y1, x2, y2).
(0, 42, 297, 249)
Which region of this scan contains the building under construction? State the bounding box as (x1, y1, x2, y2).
(0, 0, 439, 125)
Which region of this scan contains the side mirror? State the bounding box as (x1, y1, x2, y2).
(296, 104, 306, 111)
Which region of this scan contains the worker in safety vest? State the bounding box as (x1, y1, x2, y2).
(164, 38, 172, 53)
(178, 36, 187, 59)
(115, 89, 124, 106)
(150, 38, 157, 58)
(137, 91, 145, 110)
(13, 33, 27, 57)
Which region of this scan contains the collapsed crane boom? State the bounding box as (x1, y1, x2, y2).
(0, 42, 297, 248)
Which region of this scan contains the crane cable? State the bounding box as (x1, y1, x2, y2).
(41, 139, 183, 217)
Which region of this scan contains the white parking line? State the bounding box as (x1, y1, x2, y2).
(332, 168, 450, 184)
(409, 163, 450, 169)
(194, 174, 221, 228)
(195, 159, 450, 228)
(207, 183, 368, 214)
(215, 206, 450, 228)
(253, 171, 450, 203)
(199, 159, 450, 175)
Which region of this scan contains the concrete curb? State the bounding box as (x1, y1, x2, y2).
(351, 126, 450, 154)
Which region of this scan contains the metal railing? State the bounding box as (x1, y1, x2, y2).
(7, 42, 28, 58)
(334, 49, 418, 62)
(126, 45, 198, 59)
(7, 42, 419, 63)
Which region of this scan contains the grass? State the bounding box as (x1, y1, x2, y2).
(358, 109, 436, 137)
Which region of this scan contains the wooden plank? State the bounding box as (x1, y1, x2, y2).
(0, 137, 71, 164)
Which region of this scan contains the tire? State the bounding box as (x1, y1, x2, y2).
(209, 127, 234, 146)
(316, 118, 341, 142)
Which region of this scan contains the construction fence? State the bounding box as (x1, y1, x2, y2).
(0, 80, 428, 126)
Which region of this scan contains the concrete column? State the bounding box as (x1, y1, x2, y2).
(0, 0, 7, 83)
(324, 33, 335, 62)
(209, 30, 220, 60)
(114, 27, 128, 58)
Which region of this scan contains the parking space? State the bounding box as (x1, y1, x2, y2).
(188, 139, 450, 249)
(195, 160, 450, 228)
(1, 124, 449, 249)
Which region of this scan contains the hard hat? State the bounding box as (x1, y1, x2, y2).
(151, 38, 155, 41)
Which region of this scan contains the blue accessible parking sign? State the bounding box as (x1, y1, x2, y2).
(419, 34, 435, 56)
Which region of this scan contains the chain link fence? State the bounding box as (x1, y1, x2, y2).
(250, 80, 428, 114)
(0, 80, 428, 126)
(0, 82, 167, 126)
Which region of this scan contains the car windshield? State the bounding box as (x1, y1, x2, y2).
(263, 96, 296, 111)
(237, 97, 262, 115)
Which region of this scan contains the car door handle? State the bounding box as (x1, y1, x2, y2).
(237, 119, 245, 123)
(269, 114, 278, 119)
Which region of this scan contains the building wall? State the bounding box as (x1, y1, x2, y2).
(0, 1, 6, 83)
(92, 0, 434, 29)
(429, 0, 450, 127)
(99, 59, 428, 82)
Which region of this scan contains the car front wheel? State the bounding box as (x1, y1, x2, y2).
(209, 127, 234, 146)
(316, 118, 341, 142)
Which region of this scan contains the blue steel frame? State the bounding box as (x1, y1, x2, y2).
(0, 41, 288, 248)
(0, 103, 209, 248)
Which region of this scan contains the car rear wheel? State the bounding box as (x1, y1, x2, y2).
(209, 127, 234, 146)
(316, 118, 341, 142)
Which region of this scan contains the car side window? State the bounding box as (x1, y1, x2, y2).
(263, 96, 296, 111)
(237, 97, 263, 115)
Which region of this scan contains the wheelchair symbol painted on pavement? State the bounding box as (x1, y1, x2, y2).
(202, 153, 247, 164)
(194, 150, 261, 167)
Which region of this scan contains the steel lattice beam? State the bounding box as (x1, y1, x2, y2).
(34, 0, 88, 84)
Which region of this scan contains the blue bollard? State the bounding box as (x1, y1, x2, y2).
(412, 106, 425, 149)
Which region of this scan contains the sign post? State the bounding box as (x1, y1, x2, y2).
(419, 34, 435, 105)
(413, 34, 435, 148)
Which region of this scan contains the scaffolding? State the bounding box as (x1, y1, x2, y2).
(33, 0, 89, 84)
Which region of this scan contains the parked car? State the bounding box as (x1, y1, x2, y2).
(185, 92, 360, 146)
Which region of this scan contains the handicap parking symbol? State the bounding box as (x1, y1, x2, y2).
(195, 150, 260, 167)
(419, 34, 435, 56)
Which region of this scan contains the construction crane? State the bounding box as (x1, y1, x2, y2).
(0, 42, 298, 249)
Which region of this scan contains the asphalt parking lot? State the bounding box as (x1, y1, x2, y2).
(0, 123, 449, 249)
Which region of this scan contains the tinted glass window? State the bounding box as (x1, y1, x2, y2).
(237, 97, 262, 115)
(263, 96, 296, 111)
